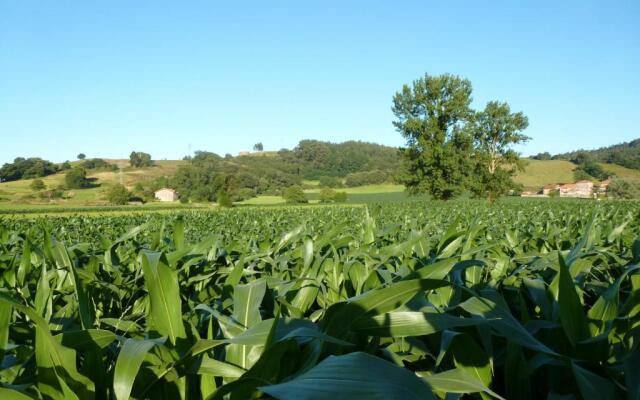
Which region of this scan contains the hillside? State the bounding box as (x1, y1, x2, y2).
(3, 153, 640, 208)
(514, 158, 640, 189)
(0, 160, 185, 207)
(551, 138, 640, 170)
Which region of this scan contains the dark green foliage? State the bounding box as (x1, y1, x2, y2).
(471, 101, 530, 200)
(216, 189, 233, 207)
(172, 150, 301, 202)
(393, 73, 475, 200)
(554, 138, 640, 170)
(106, 184, 131, 205)
(318, 188, 336, 203)
(29, 179, 46, 191)
(608, 179, 640, 199)
(344, 170, 388, 187)
(82, 158, 118, 171)
(77, 153, 86, 160)
(531, 152, 552, 160)
(129, 151, 153, 168)
(64, 167, 91, 189)
(573, 160, 611, 181)
(292, 140, 401, 179)
(569, 152, 612, 181)
(318, 176, 343, 188)
(253, 142, 264, 151)
(0, 157, 59, 182)
(393, 74, 529, 200)
(0, 200, 637, 399)
(333, 191, 347, 202)
(282, 185, 308, 203)
(573, 169, 594, 182)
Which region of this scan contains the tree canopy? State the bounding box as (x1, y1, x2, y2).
(471, 101, 529, 199)
(65, 167, 91, 189)
(106, 184, 131, 205)
(129, 151, 153, 168)
(393, 73, 529, 200)
(392, 74, 474, 199)
(0, 157, 59, 182)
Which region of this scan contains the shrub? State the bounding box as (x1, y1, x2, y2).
(30, 179, 46, 191)
(231, 188, 257, 202)
(83, 158, 118, 171)
(282, 185, 308, 203)
(319, 188, 337, 203)
(333, 191, 348, 202)
(608, 179, 640, 199)
(65, 167, 90, 189)
(106, 184, 131, 205)
(38, 189, 64, 200)
(345, 170, 388, 187)
(216, 189, 233, 208)
(318, 176, 343, 188)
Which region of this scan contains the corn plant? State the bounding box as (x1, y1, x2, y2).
(0, 200, 638, 399)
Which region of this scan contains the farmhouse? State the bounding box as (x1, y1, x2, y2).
(598, 178, 612, 194)
(542, 184, 560, 195)
(559, 180, 593, 198)
(154, 188, 179, 202)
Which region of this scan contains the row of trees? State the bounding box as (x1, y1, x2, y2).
(1, 151, 154, 184)
(393, 73, 529, 200)
(553, 139, 640, 170)
(0, 158, 60, 182)
(571, 152, 612, 181)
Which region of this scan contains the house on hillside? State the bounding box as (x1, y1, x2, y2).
(238, 151, 250, 156)
(598, 178, 612, 195)
(542, 184, 560, 196)
(154, 188, 179, 202)
(559, 180, 593, 198)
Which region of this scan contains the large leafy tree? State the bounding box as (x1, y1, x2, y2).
(392, 74, 474, 200)
(471, 101, 529, 200)
(129, 151, 153, 168)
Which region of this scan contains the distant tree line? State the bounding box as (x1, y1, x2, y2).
(288, 140, 401, 179)
(535, 139, 640, 170)
(170, 140, 402, 203)
(0, 158, 60, 182)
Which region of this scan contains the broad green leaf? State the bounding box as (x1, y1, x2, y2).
(351, 311, 481, 337)
(260, 352, 436, 400)
(323, 278, 449, 337)
(459, 296, 557, 355)
(419, 368, 504, 399)
(570, 361, 617, 400)
(556, 255, 589, 345)
(0, 294, 94, 400)
(141, 250, 186, 344)
(113, 338, 159, 400)
(0, 388, 34, 400)
(56, 329, 117, 351)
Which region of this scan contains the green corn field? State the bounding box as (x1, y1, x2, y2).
(0, 200, 638, 399)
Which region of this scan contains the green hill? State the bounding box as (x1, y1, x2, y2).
(3, 154, 640, 209)
(0, 160, 186, 208)
(514, 158, 640, 189)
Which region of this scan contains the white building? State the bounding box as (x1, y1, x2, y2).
(154, 188, 179, 202)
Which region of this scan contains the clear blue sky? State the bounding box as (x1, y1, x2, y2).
(1, 1, 638, 164)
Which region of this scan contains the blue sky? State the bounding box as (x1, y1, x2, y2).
(1, 1, 638, 164)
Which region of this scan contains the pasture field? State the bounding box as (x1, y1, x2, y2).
(0, 200, 639, 399)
